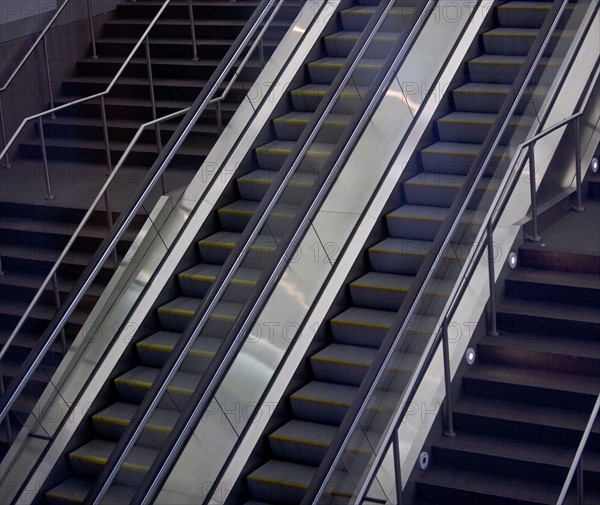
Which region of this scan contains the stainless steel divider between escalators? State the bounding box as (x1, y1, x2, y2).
(85, 3, 442, 503)
(302, 0, 600, 503)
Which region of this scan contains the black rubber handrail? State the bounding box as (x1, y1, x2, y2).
(0, 0, 277, 432)
(302, 0, 572, 503)
(85, 1, 435, 504)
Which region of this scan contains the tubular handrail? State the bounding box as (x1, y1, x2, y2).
(0, 0, 280, 432)
(0, 0, 284, 366)
(83, 2, 436, 503)
(0, 0, 174, 164)
(302, 0, 580, 502)
(557, 394, 600, 505)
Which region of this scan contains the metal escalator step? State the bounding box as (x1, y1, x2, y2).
(311, 343, 420, 389)
(437, 112, 532, 144)
(468, 54, 526, 84)
(324, 30, 399, 58)
(136, 330, 222, 371)
(178, 263, 262, 300)
(255, 139, 335, 172)
(69, 439, 156, 486)
(273, 111, 351, 142)
(330, 307, 395, 347)
(452, 82, 547, 114)
(236, 169, 315, 201)
(198, 231, 279, 267)
(268, 420, 337, 466)
(483, 27, 539, 55)
(113, 366, 201, 408)
(217, 199, 299, 234)
(247, 460, 315, 505)
(290, 381, 356, 425)
(340, 5, 417, 32)
(497, 1, 554, 29)
(349, 271, 415, 311)
(386, 204, 483, 241)
(291, 84, 367, 113)
(157, 296, 241, 333)
(404, 172, 500, 208)
(308, 56, 383, 85)
(91, 401, 178, 449)
(46, 477, 135, 505)
(368, 237, 433, 275)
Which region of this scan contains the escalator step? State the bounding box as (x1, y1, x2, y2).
(255, 140, 335, 172)
(330, 306, 395, 347)
(497, 1, 554, 28)
(273, 111, 351, 142)
(46, 477, 135, 505)
(157, 296, 241, 333)
(324, 31, 399, 58)
(178, 263, 262, 300)
(291, 84, 367, 113)
(268, 420, 337, 466)
(436, 111, 532, 144)
(236, 169, 315, 201)
(198, 231, 278, 266)
(290, 381, 356, 425)
(349, 271, 415, 311)
(308, 56, 383, 85)
(247, 460, 315, 505)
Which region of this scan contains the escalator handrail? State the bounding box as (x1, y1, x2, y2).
(0, 0, 279, 427)
(84, 2, 436, 504)
(302, 1, 575, 503)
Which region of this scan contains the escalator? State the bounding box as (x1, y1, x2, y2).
(226, 2, 576, 503)
(41, 2, 420, 503)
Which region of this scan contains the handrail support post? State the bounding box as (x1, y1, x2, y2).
(487, 221, 499, 337)
(87, 0, 98, 59)
(442, 318, 456, 437)
(528, 143, 541, 242)
(42, 35, 56, 119)
(577, 457, 584, 505)
(38, 117, 55, 200)
(573, 116, 584, 213)
(0, 96, 12, 168)
(188, 0, 199, 61)
(100, 96, 112, 175)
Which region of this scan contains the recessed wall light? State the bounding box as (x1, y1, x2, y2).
(465, 347, 476, 366)
(508, 251, 518, 269)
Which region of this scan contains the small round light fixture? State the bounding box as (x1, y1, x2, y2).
(419, 451, 429, 470)
(592, 157, 599, 174)
(465, 347, 476, 366)
(508, 251, 518, 269)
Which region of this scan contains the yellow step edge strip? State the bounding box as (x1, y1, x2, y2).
(369, 247, 425, 257)
(136, 341, 215, 359)
(247, 474, 309, 490)
(158, 307, 237, 322)
(311, 355, 368, 368)
(351, 282, 408, 293)
(256, 147, 331, 158)
(92, 414, 171, 434)
(330, 319, 390, 330)
(269, 433, 330, 448)
(238, 177, 313, 188)
(113, 378, 193, 396)
(289, 394, 351, 408)
(179, 272, 256, 287)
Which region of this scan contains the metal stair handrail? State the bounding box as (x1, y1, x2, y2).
(300, 0, 598, 502)
(0, 0, 97, 167)
(0, 0, 281, 434)
(0, 0, 198, 199)
(557, 394, 600, 505)
(83, 2, 438, 503)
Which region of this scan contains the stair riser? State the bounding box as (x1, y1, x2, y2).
(76, 59, 262, 83)
(237, 178, 313, 203)
(453, 88, 542, 115)
(268, 438, 327, 467)
(468, 61, 549, 85)
(114, 382, 193, 411)
(136, 346, 215, 375)
(103, 22, 248, 40)
(478, 344, 600, 377)
(325, 36, 398, 58)
(310, 360, 411, 391)
(291, 91, 361, 114)
(437, 120, 526, 145)
(341, 11, 411, 32)
(255, 149, 330, 174)
(0, 257, 112, 286)
(61, 81, 247, 104)
(483, 33, 562, 56)
(274, 120, 346, 144)
(69, 456, 147, 487)
(20, 143, 204, 168)
(497, 311, 599, 341)
(505, 278, 600, 308)
(404, 179, 494, 209)
(92, 420, 170, 450)
(116, 3, 259, 21)
(246, 479, 306, 505)
(308, 64, 380, 86)
(519, 249, 600, 275)
(416, 482, 543, 505)
(463, 376, 598, 411)
(198, 243, 276, 270)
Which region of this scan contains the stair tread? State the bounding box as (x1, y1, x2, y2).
(331, 307, 397, 329)
(454, 395, 600, 432)
(507, 268, 600, 290)
(292, 83, 368, 98)
(418, 466, 565, 501)
(247, 459, 315, 488)
(273, 111, 351, 127)
(405, 172, 500, 190)
(199, 230, 278, 248)
(308, 56, 384, 69)
(481, 332, 600, 359)
(219, 199, 299, 219)
(312, 343, 420, 371)
(466, 363, 600, 395)
(92, 401, 178, 432)
(256, 139, 335, 157)
(179, 263, 261, 286)
(0, 271, 104, 296)
(70, 438, 156, 470)
(498, 297, 600, 324)
(158, 296, 241, 320)
(137, 330, 222, 357)
(269, 420, 337, 448)
(237, 169, 316, 188)
(387, 204, 483, 224)
(432, 431, 593, 467)
(437, 111, 530, 127)
(46, 477, 135, 504)
(350, 272, 415, 293)
(291, 381, 357, 407)
(325, 30, 400, 42)
(114, 365, 201, 394)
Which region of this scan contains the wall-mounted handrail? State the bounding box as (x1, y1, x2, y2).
(557, 394, 600, 505)
(301, 0, 589, 502)
(0, 0, 280, 442)
(83, 2, 437, 503)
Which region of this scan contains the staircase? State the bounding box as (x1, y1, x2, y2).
(226, 2, 586, 504)
(412, 173, 600, 504)
(0, 0, 278, 458)
(41, 1, 419, 502)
